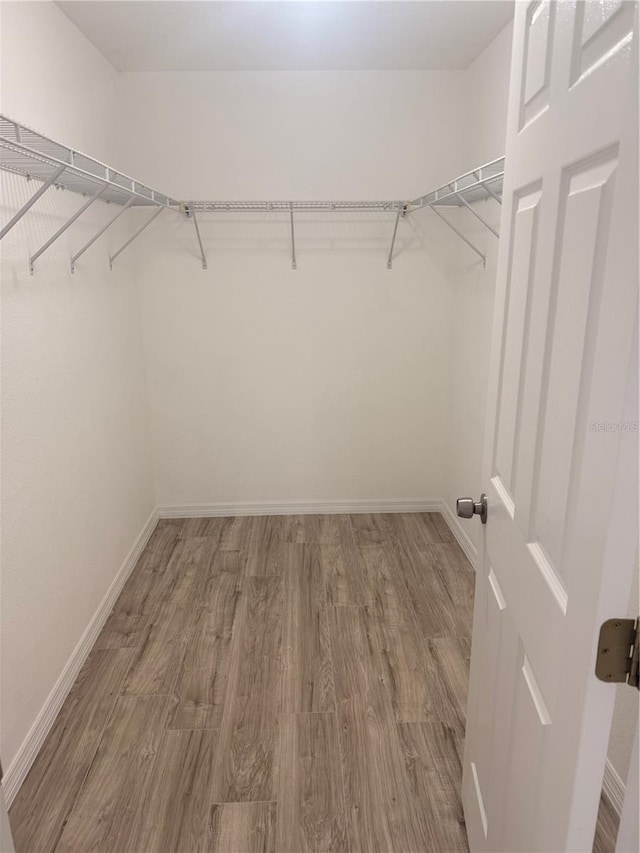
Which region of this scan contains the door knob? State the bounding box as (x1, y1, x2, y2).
(456, 493, 488, 524)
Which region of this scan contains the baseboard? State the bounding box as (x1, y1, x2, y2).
(439, 500, 479, 571)
(157, 498, 442, 518)
(603, 758, 626, 817)
(3, 508, 159, 807)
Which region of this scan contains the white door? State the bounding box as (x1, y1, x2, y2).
(462, 2, 638, 852)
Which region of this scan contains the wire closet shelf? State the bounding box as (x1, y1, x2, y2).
(0, 113, 504, 272)
(0, 115, 177, 209)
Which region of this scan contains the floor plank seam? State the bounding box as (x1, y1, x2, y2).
(323, 593, 352, 853)
(49, 678, 124, 853)
(210, 800, 278, 805)
(12, 514, 478, 853)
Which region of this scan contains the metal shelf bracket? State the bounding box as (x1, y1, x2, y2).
(473, 171, 502, 205)
(70, 196, 134, 273)
(387, 204, 408, 270)
(109, 206, 165, 270)
(455, 192, 500, 238)
(430, 205, 486, 267)
(29, 182, 108, 274)
(190, 209, 207, 270)
(0, 163, 66, 242)
(290, 205, 297, 270)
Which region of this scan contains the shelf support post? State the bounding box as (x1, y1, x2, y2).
(289, 205, 297, 270)
(430, 205, 486, 266)
(109, 205, 164, 269)
(70, 196, 134, 273)
(29, 182, 108, 274)
(455, 192, 500, 237)
(189, 208, 207, 270)
(386, 206, 403, 269)
(0, 164, 66, 242)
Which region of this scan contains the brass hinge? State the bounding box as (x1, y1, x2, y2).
(595, 617, 639, 689)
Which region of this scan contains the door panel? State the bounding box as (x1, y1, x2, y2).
(463, 3, 638, 851)
(494, 188, 540, 499)
(520, 0, 554, 127)
(574, 0, 635, 81)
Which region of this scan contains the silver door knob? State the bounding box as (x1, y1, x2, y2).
(456, 493, 488, 524)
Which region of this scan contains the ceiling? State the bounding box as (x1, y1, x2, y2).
(56, 1, 514, 73)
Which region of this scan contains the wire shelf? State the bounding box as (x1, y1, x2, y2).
(185, 200, 405, 213)
(186, 159, 504, 215)
(0, 111, 504, 270)
(0, 115, 177, 208)
(411, 157, 505, 209)
(0, 113, 502, 216)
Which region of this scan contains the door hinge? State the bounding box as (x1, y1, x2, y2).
(595, 617, 639, 689)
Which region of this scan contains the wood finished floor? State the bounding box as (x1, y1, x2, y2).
(10, 513, 473, 853)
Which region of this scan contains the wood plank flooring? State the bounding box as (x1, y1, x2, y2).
(10, 512, 475, 853)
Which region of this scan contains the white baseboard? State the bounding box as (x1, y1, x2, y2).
(3, 508, 159, 807)
(439, 500, 479, 570)
(603, 758, 626, 817)
(157, 498, 442, 518)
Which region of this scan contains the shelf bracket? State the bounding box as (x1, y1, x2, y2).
(0, 164, 67, 242)
(473, 172, 502, 205)
(455, 192, 500, 238)
(430, 205, 486, 266)
(30, 182, 108, 274)
(387, 205, 406, 269)
(189, 208, 207, 270)
(70, 196, 134, 273)
(290, 205, 297, 270)
(109, 205, 164, 270)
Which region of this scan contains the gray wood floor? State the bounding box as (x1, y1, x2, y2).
(7, 513, 616, 852)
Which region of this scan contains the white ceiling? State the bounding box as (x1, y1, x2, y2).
(56, 1, 514, 73)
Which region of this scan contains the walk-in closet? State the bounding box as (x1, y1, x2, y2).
(1, 2, 638, 852)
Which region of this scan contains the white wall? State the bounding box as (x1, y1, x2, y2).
(116, 70, 468, 507)
(0, 1, 117, 161)
(444, 21, 512, 557)
(116, 70, 467, 200)
(0, 1, 155, 780)
(464, 21, 514, 169)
